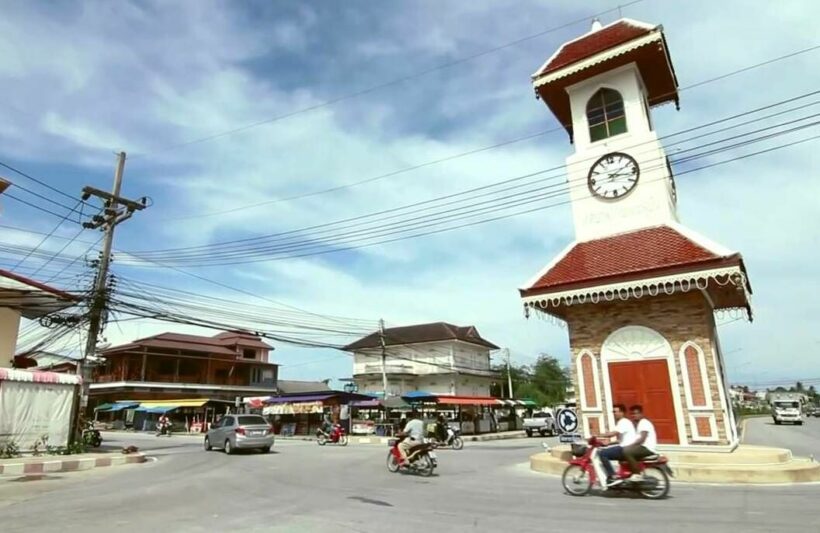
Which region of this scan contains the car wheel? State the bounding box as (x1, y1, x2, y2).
(796, 421, 803, 426)
(224, 439, 233, 455)
(525, 429, 533, 438)
(260, 446, 272, 454)
(204, 437, 212, 451)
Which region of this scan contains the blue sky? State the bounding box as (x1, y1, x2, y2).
(1, 0, 818, 389)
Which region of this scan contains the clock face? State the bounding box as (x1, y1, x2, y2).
(587, 152, 639, 200)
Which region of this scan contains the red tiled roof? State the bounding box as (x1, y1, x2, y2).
(104, 331, 273, 355)
(522, 226, 740, 295)
(535, 19, 656, 77)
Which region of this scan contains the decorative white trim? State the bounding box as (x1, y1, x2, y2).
(533, 30, 662, 88)
(667, 221, 736, 257)
(689, 413, 719, 442)
(532, 18, 658, 79)
(522, 265, 750, 313)
(678, 341, 713, 411)
(519, 240, 578, 290)
(710, 322, 738, 446)
(576, 350, 602, 412)
(600, 326, 687, 445)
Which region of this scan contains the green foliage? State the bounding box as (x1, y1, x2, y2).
(0, 440, 20, 459)
(493, 354, 570, 407)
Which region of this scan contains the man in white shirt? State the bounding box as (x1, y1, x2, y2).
(595, 403, 636, 486)
(397, 411, 425, 465)
(623, 404, 658, 480)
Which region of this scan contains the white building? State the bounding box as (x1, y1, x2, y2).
(343, 322, 501, 398)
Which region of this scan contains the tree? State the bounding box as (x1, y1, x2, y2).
(491, 353, 569, 407)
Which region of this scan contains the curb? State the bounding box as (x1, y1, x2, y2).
(0, 453, 146, 476)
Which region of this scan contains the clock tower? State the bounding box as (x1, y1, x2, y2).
(519, 19, 753, 449)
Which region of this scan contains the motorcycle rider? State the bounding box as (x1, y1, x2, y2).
(623, 404, 658, 481)
(433, 414, 448, 444)
(595, 403, 636, 486)
(157, 414, 172, 435)
(396, 410, 425, 465)
(319, 413, 333, 437)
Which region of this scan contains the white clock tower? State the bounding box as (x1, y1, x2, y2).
(535, 19, 680, 242)
(519, 19, 753, 449)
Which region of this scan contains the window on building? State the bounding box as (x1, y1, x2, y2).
(587, 88, 627, 142)
(242, 348, 257, 360)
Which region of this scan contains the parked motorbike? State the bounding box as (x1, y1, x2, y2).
(82, 422, 102, 448)
(561, 437, 672, 500)
(428, 425, 464, 450)
(155, 422, 172, 437)
(386, 437, 437, 476)
(317, 423, 348, 446)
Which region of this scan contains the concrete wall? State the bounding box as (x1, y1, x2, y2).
(0, 308, 21, 363)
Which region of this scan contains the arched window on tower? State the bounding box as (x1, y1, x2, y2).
(586, 88, 627, 142)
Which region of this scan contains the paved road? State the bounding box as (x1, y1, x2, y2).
(744, 415, 820, 458)
(1, 432, 817, 533)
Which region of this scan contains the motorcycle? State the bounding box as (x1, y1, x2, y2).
(317, 423, 348, 446)
(429, 425, 464, 450)
(155, 422, 172, 437)
(82, 422, 102, 448)
(386, 437, 437, 476)
(561, 437, 673, 500)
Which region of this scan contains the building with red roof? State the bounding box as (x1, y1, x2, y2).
(519, 18, 751, 448)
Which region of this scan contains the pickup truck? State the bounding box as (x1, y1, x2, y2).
(523, 412, 556, 437)
(771, 400, 803, 425)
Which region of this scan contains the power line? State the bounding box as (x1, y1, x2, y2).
(129, 1, 646, 159)
(8, 200, 83, 272)
(115, 104, 819, 265)
(159, 43, 820, 221)
(128, 90, 819, 259)
(0, 159, 92, 208)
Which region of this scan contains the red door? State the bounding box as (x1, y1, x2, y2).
(608, 360, 679, 444)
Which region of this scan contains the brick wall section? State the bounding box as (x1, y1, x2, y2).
(581, 354, 597, 408)
(684, 345, 707, 406)
(563, 291, 730, 445)
(695, 416, 712, 438)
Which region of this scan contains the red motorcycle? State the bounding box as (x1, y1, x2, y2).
(317, 423, 348, 446)
(561, 437, 672, 499)
(386, 437, 437, 476)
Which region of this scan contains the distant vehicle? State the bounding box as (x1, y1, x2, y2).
(204, 414, 275, 454)
(771, 400, 803, 426)
(523, 411, 556, 437)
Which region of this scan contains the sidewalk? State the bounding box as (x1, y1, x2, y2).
(0, 451, 146, 477)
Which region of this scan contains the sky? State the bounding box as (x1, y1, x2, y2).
(0, 0, 818, 389)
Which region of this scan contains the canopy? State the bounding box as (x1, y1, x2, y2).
(136, 405, 178, 414)
(351, 399, 381, 408)
(264, 394, 335, 404)
(95, 402, 139, 412)
(263, 402, 323, 415)
(94, 403, 114, 411)
(435, 396, 499, 406)
(402, 391, 437, 401)
(137, 399, 209, 408)
(383, 397, 411, 410)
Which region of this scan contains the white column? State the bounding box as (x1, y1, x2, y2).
(0, 308, 22, 363)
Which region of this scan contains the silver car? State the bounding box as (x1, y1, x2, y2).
(204, 414, 274, 454)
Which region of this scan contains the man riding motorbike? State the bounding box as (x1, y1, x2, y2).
(433, 414, 448, 444)
(595, 403, 636, 486)
(623, 404, 658, 481)
(396, 410, 425, 465)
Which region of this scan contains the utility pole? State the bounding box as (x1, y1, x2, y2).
(504, 348, 514, 399)
(74, 152, 146, 439)
(378, 318, 388, 400)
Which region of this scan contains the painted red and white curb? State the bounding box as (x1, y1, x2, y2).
(0, 453, 146, 476)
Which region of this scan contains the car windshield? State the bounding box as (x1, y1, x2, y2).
(774, 402, 799, 409)
(238, 416, 268, 426)
(533, 412, 551, 418)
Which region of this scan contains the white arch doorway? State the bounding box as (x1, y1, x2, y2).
(600, 325, 686, 445)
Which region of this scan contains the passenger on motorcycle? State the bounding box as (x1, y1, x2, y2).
(595, 403, 636, 486)
(319, 414, 333, 436)
(433, 415, 448, 443)
(397, 410, 425, 465)
(623, 405, 658, 480)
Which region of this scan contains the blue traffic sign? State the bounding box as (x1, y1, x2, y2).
(556, 408, 578, 434)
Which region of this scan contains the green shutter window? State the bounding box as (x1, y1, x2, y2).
(586, 88, 627, 142)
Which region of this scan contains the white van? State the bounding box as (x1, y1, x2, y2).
(771, 400, 803, 425)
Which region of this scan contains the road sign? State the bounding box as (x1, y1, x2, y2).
(559, 433, 582, 443)
(556, 408, 578, 434)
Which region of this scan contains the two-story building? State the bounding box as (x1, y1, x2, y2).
(343, 322, 501, 398)
(90, 330, 280, 407)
